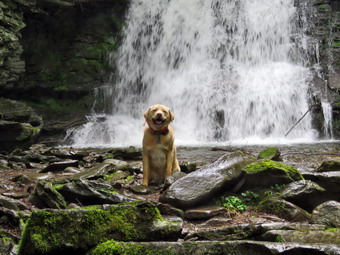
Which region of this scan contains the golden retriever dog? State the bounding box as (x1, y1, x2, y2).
(142, 104, 180, 186)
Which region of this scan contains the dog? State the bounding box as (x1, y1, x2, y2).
(142, 104, 180, 186)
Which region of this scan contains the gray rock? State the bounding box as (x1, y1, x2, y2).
(316, 160, 340, 172)
(70, 163, 115, 180)
(58, 180, 135, 205)
(282, 180, 327, 212)
(129, 185, 153, 195)
(302, 171, 340, 194)
(164, 171, 186, 190)
(260, 229, 340, 245)
(29, 181, 67, 209)
(160, 151, 256, 209)
(312, 200, 340, 228)
(184, 206, 228, 220)
(0, 194, 27, 211)
(40, 159, 79, 173)
(258, 198, 311, 222)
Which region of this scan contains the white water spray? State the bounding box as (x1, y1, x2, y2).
(69, 0, 318, 147)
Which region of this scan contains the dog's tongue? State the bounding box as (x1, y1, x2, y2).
(155, 120, 163, 125)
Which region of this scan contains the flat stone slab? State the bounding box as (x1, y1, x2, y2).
(89, 240, 340, 255)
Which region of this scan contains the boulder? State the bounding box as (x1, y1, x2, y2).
(160, 151, 256, 209)
(241, 160, 303, 190)
(257, 147, 281, 161)
(281, 180, 327, 212)
(18, 201, 183, 255)
(70, 163, 116, 180)
(312, 200, 340, 228)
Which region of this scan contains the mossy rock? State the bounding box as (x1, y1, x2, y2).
(18, 201, 182, 255)
(242, 160, 303, 189)
(257, 147, 281, 161)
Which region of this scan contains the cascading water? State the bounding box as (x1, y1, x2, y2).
(69, 0, 319, 147)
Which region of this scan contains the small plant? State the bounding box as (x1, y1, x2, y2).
(220, 196, 248, 212)
(241, 191, 260, 206)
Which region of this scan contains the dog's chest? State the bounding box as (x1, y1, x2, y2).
(150, 144, 167, 168)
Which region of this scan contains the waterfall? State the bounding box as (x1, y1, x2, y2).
(69, 0, 319, 147)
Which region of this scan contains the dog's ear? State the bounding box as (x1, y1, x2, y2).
(169, 109, 175, 122)
(144, 108, 150, 119)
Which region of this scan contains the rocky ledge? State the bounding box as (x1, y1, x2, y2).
(0, 144, 339, 255)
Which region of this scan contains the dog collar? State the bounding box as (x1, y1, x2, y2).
(150, 126, 169, 136)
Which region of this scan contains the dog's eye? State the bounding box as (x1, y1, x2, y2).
(152, 109, 157, 112)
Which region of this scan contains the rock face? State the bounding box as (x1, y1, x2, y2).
(160, 151, 256, 209)
(0, 98, 43, 151)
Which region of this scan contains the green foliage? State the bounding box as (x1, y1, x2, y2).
(220, 196, 248, 212)
(241, 191, 260, 206)
(332, 41, 340, 47)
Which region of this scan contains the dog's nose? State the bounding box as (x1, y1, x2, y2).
(157, 113, 162, 118)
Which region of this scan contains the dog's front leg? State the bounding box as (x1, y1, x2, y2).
(142, 151, 150, 186)
(165, 150, 174, 178)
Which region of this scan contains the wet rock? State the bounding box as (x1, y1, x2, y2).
(129, 185, 153, 195)
(19, 201, 182, 255)
(2, 192, 29, 199)
(40, 159, 79, 173)
(157, 203, 185, 218)
(11, 174, 33, 185)
(179, 161, 197, 173)
(63, 166, 81, 174)
(0, 98, 43, 151)
(302, 171, 340, 194)
(43, 147, 89, 160)
(185, 223, 262, 241)
(89, 240, 340, 255)
(58, 180, 135, 205)
(258, 198, 311, 222)
(260, 229, 340, 245)
(281, 180, 327, 212)
(312, 200, 340, 228)
(184, 206, 228, 220)
(0, 159, 9, 169)
(316, 160, 340, 172)
(71, 163, 115, 180)
(105, 170, 130, 182)
(0, 195, 27, 211)
(164, 171, 187, 190)
(160, 151, 256, 209)
(29, 181, 67, 209)
(110, 147, 142, 160)
(257, 147, 281, 161)
(102, 159, 133, 172)
(0, 237, 15, 255)
(241, 160, 304, 190)
(0, 207, 21, 226)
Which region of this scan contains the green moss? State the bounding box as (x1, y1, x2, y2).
(18, 201, 165, 255)
(258, 147, 280, 160)
(243, 160, 303, 181)
(90, 240, 175, 255)
(332, 41, 340, 47)
(326, 228, 340, 232)
(318, 4, 328, 9)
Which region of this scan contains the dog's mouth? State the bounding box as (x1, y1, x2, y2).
(152, 118, 166, 126)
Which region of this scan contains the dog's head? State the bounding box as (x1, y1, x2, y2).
(144, 104, 175, 131)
